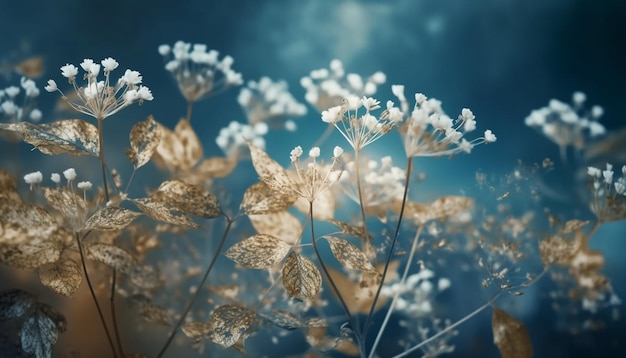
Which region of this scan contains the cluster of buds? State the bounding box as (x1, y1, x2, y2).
(587, 163, 626, 222)
(0, 77, 42, 123)
(216, 121, 268, 159)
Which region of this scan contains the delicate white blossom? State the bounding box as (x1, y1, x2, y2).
(23, 171, 43, 189)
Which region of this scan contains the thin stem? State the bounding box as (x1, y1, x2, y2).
(392, 290, 503, 358)
(362, 157, 413, 339)
(110, 269, 124, 357)
(185, 102, 193, 121)
(96, 116, 110, 203)
(353, 149, 372, 257)
(156, 216, 234, 358)
(76, 232, 118, 358)
(368, 224, 423, 357)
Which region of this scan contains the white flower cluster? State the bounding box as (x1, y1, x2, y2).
(525, 91, 605, 158)
(23, 167, 92, 191)
(300, 59, 386, 112)
(587, 163, 626, 221)
(158, 41, 243, 103)
(45, 58, 153, 120)
(321, 95, 403, 151)
(380, 268, 451, 317)
(289, 145, 343, 202)
(238, 77, 307, 131)
(392, 85, 495, 158)
(338, 156, 406, 215)
(0, 77, 42, 122)
(216, 121, 268, 158)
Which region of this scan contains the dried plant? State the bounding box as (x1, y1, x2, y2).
(0, 41, 623, 358)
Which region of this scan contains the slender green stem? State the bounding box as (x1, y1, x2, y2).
(308, 201, 364, 354)
(362, 157, 413, 341)
(368, 225, 423, 357)
(392, 290, 502, 358)
(76, 232, 118, 358)
(156, 217, 234, 358)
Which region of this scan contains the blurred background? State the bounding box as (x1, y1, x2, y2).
(1, 0, 625, 357)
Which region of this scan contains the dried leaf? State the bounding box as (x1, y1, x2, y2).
(42, 187, 87, 231)
(0, 119, 99, 157)
(249, 211, 302, 245)
(0, 289, 35, 321)
(393, 196, 474, 225)
(282, 252, 321, 301)
(152, 118, 203, 173)
(181, 321, 212, 340)
(492, 307, 533, 358)
(38, 258, 82, 297)
(0, 170, 21, 202)
(247, 141, 294, 193)
(156, 179, 222, 218)
(20, 310, 58, 358)
(83, 206, 142, 231)
(326, 219, 371, 241)
(128, 264, 160, 290)
(86, 244, 135, 273)
(240, 181, 296, 215)
(261, 310, 301, 330)
(206, 304, 256, 348)
(129, 295, 172, 326)
(0, 227, 66, 270)
(225, 234, 291, 269)
(560, 219, 589, 234)
(602, 195, 626, 223)
(132, 194, 198, 227)
(0, 197, 58, 245)
(324, 236, 377, 273)
(195, 156, 237, 178)
(125, 115, 161, 169)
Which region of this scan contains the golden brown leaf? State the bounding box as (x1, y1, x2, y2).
(206, 304, 256, 348)
(324, 236, 377, 273)
(129, 294, 172, 326)
(152, 118, 203, 173)
(261, 310, 301, 330)
(181, 321, 212, 340)
(38, 258, 82, 297)
(325, 219, 371, 241)
(125, 115, 161, 169)
(247, 140, 294, 193)
(249, 210, 302, 245)
(86, 243, 135, 273)
(195, 156, 237, 178)
(492, 307, 533, 358)
(132, 194, 198, 227)
(282, 252, 321, 301)
(0, 119, 99, 157)
(0, 170, 21, 202)
(393, 196, 474, 225)
(0, 197, 57, 245)
(155, 179, 222, 218)
(240, 181, 296, 215)
(225, 234, 291, 269)
(83, 206, 142, 231)
(560, 219, 589, 234)
(0, 227, 67, 270)
(42, 187, 87, 231)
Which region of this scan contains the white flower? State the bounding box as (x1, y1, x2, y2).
(121, 69, 142, 85)
(158, 44, 171, 56)
(137, 86, 153, 101)
(80, 59, 100, 77)
(321, 105, 343, 123)
(333, 146, 344, 158)
(23, 171, 43, 185)
(63, 168, 77, 182)
(101, 57, 119, 72)
(77, 181, 93, 190)
(587, 166, 601, 178)
(1, 101, 17, 115)
(290, 146, 303, 162)
(60, 64, 78, 79)
(44, 79, 58, 92)
(29, 109, 42, 121)
(4, 86, 19, 98)
(484, 129, 497, 143)
(20, 77, 39, 97)
(50, 173, 61, 184)
(309, 147, 321, 158)
(391, 84, 406, 102)
(362, 96, 381, 111)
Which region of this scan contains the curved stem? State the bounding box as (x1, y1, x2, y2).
(368, 224, 423, 357)
(76, 232, 118, 358)
(156, 217, 234, 358)
(362, 157, 413, 339)
(392, 290, 503, 358)
(308, 201, 364, 353)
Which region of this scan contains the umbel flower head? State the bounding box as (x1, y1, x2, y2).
(289, 145, 344, 203)
(45, 57, 153, 120)
(158, 41, 243, 103)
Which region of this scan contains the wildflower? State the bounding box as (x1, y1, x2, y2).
(588, 163, 626, 222)
(46, 57, 152, 120)
(23, 171, 42, 189)
(322, 95, 402, 151)
(216, 120, 268, 159)
(77, 181, 93, 191)
(50, 173, 61, 184)
(290, 146, 343, 202)
(63, 168, 77, 182)
(159, 40, 243, 103)
(0, 80, 41, 124)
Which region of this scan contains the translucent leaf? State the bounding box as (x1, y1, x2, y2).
(240, 181, 296, 215)
(0, 197, 58, 245)
(128, 264, 160, 290)
(42, 187, 87, 231)
(86, 243, 159, 289)
(0, 227, 66, 270)
(324, 236, 377, 273)
(38, 258, 82, 297)
(0, 289, 35, 321)
(492, 307, 533, 358)
(293, 190, 335, 220)
(129, 294, 172, 326)
(181, 321, 212, 340)
(195, 156, 237, 178)
(225, 234, 291, 269)
(326, 265, 395, 314)
(35, 303, 66, 334)
(206, 304, 256, 348)
(326, 219, 371, 241)
(394, 196, 474, 225)
(152, 118, 203, 173)
(260, 310, 301, 330)
(132, 194, 198, 227)
(20, 310, 58, 358)
(125, 115, 161, 169)
(247, 140, 294, 193)
(83, 206, 142, 231)
(249, 211, 302, 245)
(156, 179, 222, 218)
(282, 252, 321, 301)
(0, 119, 99, 157)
